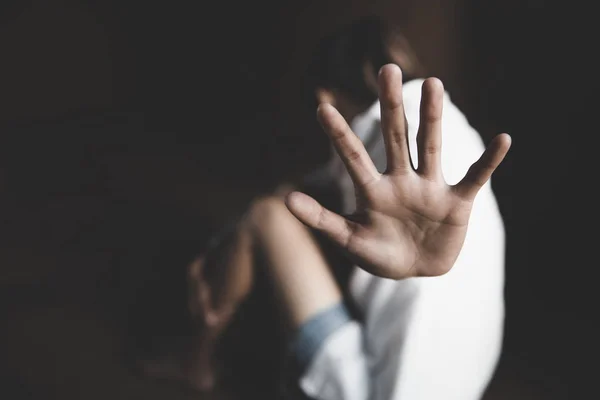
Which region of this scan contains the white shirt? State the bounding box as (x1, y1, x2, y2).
(299, 79, 506, 400)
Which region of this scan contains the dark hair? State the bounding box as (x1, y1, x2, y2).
(306, 16, 394, 107)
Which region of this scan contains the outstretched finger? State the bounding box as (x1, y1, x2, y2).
(453, 133, 512, 200)
(285, 191, 356, 249)
(416, 78, 444, 179)
(378, 64, 413, 172)
(317, 104, 380, 187)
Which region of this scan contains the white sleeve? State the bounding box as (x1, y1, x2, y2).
(298, 80, 506, 400)
(298, 322, 370, 400)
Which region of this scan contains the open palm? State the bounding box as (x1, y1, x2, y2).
(286, 64, 511, 280)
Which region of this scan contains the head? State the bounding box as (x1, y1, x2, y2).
(306, 15, 425, 121)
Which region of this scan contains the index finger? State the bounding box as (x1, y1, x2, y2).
(317, 103, 380, 187)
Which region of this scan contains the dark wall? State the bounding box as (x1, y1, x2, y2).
(463, 2, 597, 397)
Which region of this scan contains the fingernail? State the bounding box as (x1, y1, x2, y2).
(379, 63, 401, 76)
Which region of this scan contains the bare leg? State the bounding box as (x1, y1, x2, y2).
(248, 197, 342, 331)
(141, 194, 340, 390)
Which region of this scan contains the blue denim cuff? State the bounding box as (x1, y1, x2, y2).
(289, 302, 352, 373)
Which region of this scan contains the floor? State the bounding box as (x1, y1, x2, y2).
(2, 298, 571, 400)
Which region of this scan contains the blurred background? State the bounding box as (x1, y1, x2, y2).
(0, 0, 597, 399)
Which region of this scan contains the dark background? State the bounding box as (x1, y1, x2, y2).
(1, 1, 597, 399)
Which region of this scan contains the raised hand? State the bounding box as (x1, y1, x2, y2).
(285, 64, 511, 280)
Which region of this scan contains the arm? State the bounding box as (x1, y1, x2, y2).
(285, 64, 511, 280)
(299, 187, 505, 400)
(296, 78, 506, 400)
(248, 67, 509, 400)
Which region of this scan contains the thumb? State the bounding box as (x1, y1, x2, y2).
(285, 191, 354, 248)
